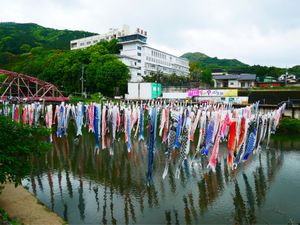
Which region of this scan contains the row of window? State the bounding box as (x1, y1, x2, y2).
(175, 58, 188, 66)
(151, 50, 168, 60)
(145, 56, 172, 67)
(77, 39, 99, 47)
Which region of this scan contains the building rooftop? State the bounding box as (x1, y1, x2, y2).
(213, 73, 256, 80)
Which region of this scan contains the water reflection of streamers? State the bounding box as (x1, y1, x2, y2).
(102, 181, 108, 225)
(254, 155, 267, 207)
(165, 210, 171, 225)
(242, 173, 256, 224)
(65, 170, 73, 198)
(188, 193, 197, 220)
(78, 152, 85, 221)
(30, 171, 37, 196)
(58, 168, 63, 198)
(109, 185, 117, 225)
(93, 186, 100, 212)
(183, 195, 192, 225)
(168, 167, 177, 194)
(233, 180, 247, 225)
(146, 185, 159, 208)
(63, 203, 68, 222)
(27, 124, 289, 225)
(47, 168, 54, 210)
(266, 150, 283, 186)
(198, 178, 208, 215)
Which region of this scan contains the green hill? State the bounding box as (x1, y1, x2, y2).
(182, 52, 300, 79)
(0, 22, 96, 54)
(181, 52, 248, 70)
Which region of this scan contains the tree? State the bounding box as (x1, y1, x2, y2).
(0, 116, 51, 187)
(189, 61, 202, 81)
(202, 68, 212, 84)
(86, 55, 130, 96)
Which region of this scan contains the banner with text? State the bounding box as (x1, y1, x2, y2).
(188, 89, 238, 97)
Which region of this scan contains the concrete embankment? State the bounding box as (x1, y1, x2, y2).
(238, 88, 300, 105)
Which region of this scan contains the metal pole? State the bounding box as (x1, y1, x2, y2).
(81, 65, 84, 97)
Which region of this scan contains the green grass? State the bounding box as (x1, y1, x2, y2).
(276, 117, 300, 134)
(0, 208, 23, 225)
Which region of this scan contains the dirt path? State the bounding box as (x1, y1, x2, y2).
(0, 183, 65, 225)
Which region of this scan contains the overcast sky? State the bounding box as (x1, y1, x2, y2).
(1, 0, 300, 67)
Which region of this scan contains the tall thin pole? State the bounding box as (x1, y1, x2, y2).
(81, 65, 84, 97)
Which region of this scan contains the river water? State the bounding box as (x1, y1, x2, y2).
(23, 125, 300, 225)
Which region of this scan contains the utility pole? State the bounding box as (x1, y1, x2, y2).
(80, 65, 85, 97)
(285, 68, 288, 86)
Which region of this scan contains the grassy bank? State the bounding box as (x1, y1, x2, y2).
(0, 207, 20, 225)
(276, 117, 300, 134)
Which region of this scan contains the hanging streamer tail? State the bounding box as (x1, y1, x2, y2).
(127, 111, 131, 152)
(138, 107, 144, 141)
(201, 144, 211, 156)
(242, 131, 256, 161)
(147, 108, 155, 186)
(207, 145, 219, 172)
(162, 132, 170, 180)
(110, 142, 114, 156)
(208, 134, 221, 172)
(174, 115, 182, 149)
(266, 115, 272, 150)
(162, 108, 169, 144)
(147, 148, 153, 186)
(175, 157, 184, 179)
(162, 160, 169, 180)
(139, 134, 144, 141)
(233, 143, 244, 169)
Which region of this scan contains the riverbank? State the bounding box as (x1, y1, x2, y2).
(0, 183, 66, 225)
(277, 117, 300, 134)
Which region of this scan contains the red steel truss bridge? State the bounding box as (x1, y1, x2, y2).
(0, 69, 69, 102)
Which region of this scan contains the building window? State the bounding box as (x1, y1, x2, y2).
(137, 52, 141, 56)
(137, 73, 141, 76)
(230, 82, 235, 85)
(138, 60, 141, 63)
(80, 42, 84, 46)
(137, 46, 142, 50)
(71, 43, 77, 48)
(87, 41, 91, 45)
(134, 62, 137, 66)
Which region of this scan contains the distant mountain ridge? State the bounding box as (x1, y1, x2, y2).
(181, 52, 248, 70)
(181, 52, 300, 78)
(0, 22, 96, 54)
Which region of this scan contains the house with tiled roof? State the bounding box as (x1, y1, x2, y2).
(213, 73, 256, 88)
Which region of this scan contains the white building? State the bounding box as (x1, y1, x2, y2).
(70, 26, 189, 82)
(278, 73, 297, 83)
(70, 25, 130, 50)
(118, 31, 189, 82)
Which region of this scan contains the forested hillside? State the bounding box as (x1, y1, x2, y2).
(0, 23, 129, 96)
(0, 22, 95, 54)
(182, 52, 300, 80)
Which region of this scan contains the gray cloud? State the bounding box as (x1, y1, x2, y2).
(1, 0, 300, 67)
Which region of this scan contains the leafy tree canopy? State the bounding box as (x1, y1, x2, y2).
(0, 22, 130, 97)
(0, 116, 51, 186)
(0, 22, 95, 54)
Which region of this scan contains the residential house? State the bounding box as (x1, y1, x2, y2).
(213, 73, 256, 88)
